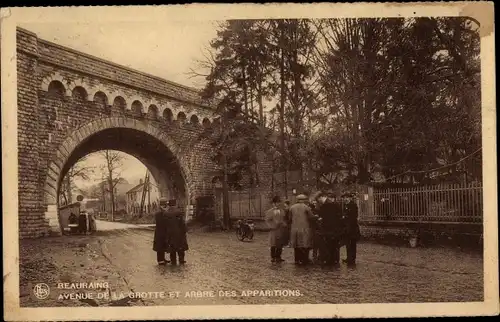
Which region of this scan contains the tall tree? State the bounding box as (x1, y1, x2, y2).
(312, 17, 481, 184)
(99, 150, 125, 221)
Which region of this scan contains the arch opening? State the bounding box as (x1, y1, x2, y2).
(45, 122, 193, 233)
(48, 81, 66, 98)
(58, 127, 188, 208)
(131, 100, 144, 116)
(58, 150, 175, 220)
(113, 96, 126, 111)
(163, 108, 173, 122)
(148, 104, 159, 119)
(177, 112, 186, 123)
(72, 86, 88, 101)
(190, 114, 200, 126)
(202, 117, 211, 128)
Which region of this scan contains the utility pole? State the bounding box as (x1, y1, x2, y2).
(139, 172, 150, 216)
(148, 178, 151, 214)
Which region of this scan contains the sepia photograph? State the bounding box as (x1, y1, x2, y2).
(2, 3, 498, 320)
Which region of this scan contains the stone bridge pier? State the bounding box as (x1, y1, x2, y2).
(16, 27, 232, 238)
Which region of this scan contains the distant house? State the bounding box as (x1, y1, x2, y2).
(88, 178, 133, 214)
(126, 176, 160, 216)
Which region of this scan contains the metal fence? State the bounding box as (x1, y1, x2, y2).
(360, 182, 483, 223)
(223, 182, 483, 224)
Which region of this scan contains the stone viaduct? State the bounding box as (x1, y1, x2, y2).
(16, 27, 273, 239)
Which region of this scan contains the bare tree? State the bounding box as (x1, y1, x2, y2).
(59, 156, 95, 205)
(99, 150, 125, 221)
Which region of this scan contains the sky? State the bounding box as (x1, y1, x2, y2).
(19, 21, 218, 88)
(19, 21, 219, 192)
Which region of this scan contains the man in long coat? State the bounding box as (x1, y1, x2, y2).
(153, 198, 170, 265)
(317, 193, 344, 265)
(289, 194, 316, 265)
(342, 194, 361, 265)
(265, 196, 288, 262)
(164, 200, 189, 265)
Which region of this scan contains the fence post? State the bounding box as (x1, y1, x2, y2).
(260, 192, 264, 217)
(238, 190, 242, 219)
(247, 188, 252, 217)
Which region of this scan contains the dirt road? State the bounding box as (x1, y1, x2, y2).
(19, 225, 483, 307)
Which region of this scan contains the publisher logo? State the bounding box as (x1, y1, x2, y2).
(33, 283, 50, 300)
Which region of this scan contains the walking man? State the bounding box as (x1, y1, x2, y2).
(265, 196, 288, 262)
(343, 193, 361, 265)
(164, 200, 189, 265)
(289, 194, 315, 265)
(153, 197, 170, 265)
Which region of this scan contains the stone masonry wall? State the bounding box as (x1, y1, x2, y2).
(17, 29, 50, 238)
(17, 27, 275, 238)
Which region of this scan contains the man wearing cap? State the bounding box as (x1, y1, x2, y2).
(153, 197, 170, 265)
(289, 194, 316, 265)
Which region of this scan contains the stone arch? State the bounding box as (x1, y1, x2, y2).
(131, 100, 145, 116)
(159, 102, 174, 115)
(163, 108, 173, 122)
(67, 79, 91, 100)
(43, 116, 193, 208)
(41, 72, 70, 96)
(112, 95, 127, 111)
(93, 91, 110, 114)
(190, 114, 200, 126)
(93, 91, 109, 106)
(89, 88, 112, 103)
(177, 111, 187, 123)
(202, 117, 211, 128)
(147, 104, 159, 119)
(47, 80, 67, 98)
(125, 95, 145, 112)
(71, 86, 88, 101)
(109, 92, 128, 110)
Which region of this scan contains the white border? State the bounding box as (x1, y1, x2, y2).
(2, 3, 498, 320)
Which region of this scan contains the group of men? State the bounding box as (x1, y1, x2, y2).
(265, 192, 360, 266)
(152, 198, 189, 265)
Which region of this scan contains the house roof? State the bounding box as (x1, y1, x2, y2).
(126, 182, 145, 194)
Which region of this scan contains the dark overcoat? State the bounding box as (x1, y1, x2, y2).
(153, 209, 168, 252)
(344, 201, 361, 241)
(164, 208, 189, 252)
(318, 201, 344, 239)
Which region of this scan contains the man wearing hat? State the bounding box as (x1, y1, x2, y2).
(342, 193, 361, 265)
(289, 194, 316, 265)
(153, 197, 171, 265)
(163, 199, 189, 265)
(316, 192, 344, 265)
